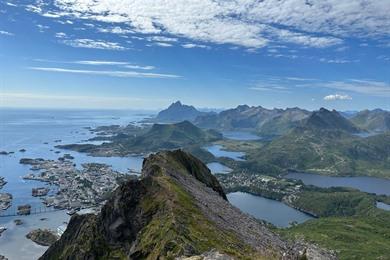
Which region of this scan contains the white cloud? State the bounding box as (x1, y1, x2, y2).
(28, 66, 180, 79)
(0, 30, 14, 36)
(5, 2, 17, 7)
(31, 0, 388, 49)
(270, 28, 342, 48)
(124, 65, 155, 70)
(153, 42, 173, 47)
(319, 58, 358, 64)
(75, 60, 129, 66)
(323, 94, 352, 101)
(182, 43, 208, 49)
(97, 26, 134, 34)
(36, 24, 50, 32)
(147, 36, 178, 42)
(61, 38, 127, 50)
(55, 32, 67, 38)
(75, 60, 155, 69)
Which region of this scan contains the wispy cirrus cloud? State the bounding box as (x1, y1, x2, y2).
(25, 0, 390, 49)
(249, 76, 390, 97)
(324, 94, 352, 101)
(74, 60, 129, 66)
(61, 38, 127, 50)
(320, 79, 390, 97)
(31, 59, 157, 70)
(28, 66, 180, 79)
(182, 43, 209, 49)
(97, 26, 134, 34)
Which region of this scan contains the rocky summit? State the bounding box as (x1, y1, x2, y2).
(40, 150, 336, 260)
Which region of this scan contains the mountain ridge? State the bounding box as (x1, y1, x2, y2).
(40, 150, 336, 260)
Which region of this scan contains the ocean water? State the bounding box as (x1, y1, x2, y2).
(0, 108, 153, 259)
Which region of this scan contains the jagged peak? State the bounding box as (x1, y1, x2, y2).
(142, 150, 227, 200)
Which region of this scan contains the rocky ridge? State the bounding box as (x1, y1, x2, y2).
(41, 150, 336, 259)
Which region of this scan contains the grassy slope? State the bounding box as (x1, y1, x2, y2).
(281, 210, 390, 260)
(134, 174, 269, 260)
(243, 129, 390, 178)
(290, 187, 376, 217)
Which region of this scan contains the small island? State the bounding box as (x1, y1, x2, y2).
(26, 229, 59, 246)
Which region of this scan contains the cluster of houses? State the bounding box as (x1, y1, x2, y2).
(22, 158, 125, 211)
(218, 172, 302, 198)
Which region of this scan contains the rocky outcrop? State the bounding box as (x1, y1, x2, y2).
(26, 229, 59, 246)
(41, 150, 336, 260)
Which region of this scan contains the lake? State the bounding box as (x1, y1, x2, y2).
(222, 131, 261, 141)
(227, 192, 313, 227)
(204, 144, 245, 161)
(286, 172, 390, 196)
(206, 162, 232, 174)
(376, 202, 390, 211)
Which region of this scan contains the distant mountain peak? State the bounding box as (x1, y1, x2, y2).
(156, 101, 206, 123)
(304, 108, 360, 133)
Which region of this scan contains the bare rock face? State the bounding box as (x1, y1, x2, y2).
(40, 150, 336, 260)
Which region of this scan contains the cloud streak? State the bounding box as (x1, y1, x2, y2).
(28, 67, 181, 79)
(61, 38, 127, 50)
(0, 30, 14, 36)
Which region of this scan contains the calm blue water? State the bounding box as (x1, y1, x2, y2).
(222, 131, 261, 141)
(286, 172, 390, 196)
(0, 109, 150, 215)
(206, 162, 232, 174)
(376, 202, 390, 211)
(0, 108, 153, 259)
(228, 192, 313, 227)
(204, 144, 245, 161)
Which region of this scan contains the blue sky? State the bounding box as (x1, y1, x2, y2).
(1, 0, 389, 110)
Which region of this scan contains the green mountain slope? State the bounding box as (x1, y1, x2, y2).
(350, 109, 390, 132)
(243, 127, 390, 178)
(303, 108, 361, 133)
(59, 121, 222, 155)
(40, 150, 336, 259)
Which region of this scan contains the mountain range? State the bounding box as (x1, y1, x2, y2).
(350, 109, 390, 132)
(241, 108, 390, 177)
(158, 101, 389, 135)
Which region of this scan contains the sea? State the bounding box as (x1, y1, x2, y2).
(0, 108, 153, 259)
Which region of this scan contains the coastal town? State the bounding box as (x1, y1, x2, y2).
(20, 156, 129, 212)
(217, 172, 304, 201)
